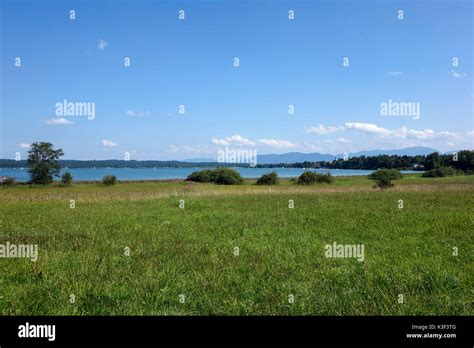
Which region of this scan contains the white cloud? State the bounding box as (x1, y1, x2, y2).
(451, 70, 467, 78)
(167, 144, 213, 154)
(211, 134, 256, 146)
(344, 122, 391, 136)
(126, 110, 150, 117)
(97, 39, 108, 51)
(44, 118, 73, 125)
(344, 122, 436, 140)
(436, 131, 458, 139)
(211, 138, 230, 146)
(388, 71, 403, 76)
(102, 139, 118, 147)
(19, 143, 30, 148)
(257, 139, 297, 148)
(305, 125, 341, 135)
(305, 122, 473, 151)
(212, 135, 297, 148)
(393, 126, 435, 140)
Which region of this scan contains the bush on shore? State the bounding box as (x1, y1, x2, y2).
(368, 169, 402, 189)
(102, 175, 117, 186)
(186, 168, 243, 185)
(185, 169, 214, 183)
(297, 171, 334, 185)
(368, 169, 402, 181)
(256, 172, 279, 185)
(422, 166, 461, 178)
(1, 176, 16, 186)
(211, 168, 243, 185)
(374, 175, 394, 188)
(61, 172, 73, 185)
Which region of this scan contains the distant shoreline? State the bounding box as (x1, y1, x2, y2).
(1, 168, 424, 183)
(4, 173, 426, 186)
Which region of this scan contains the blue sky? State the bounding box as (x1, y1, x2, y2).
(1, 0, 472, 160)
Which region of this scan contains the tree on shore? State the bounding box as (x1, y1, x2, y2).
(368, 169, 402, 188)
(27, 142, 64, 184)
(61, 172, 73, 185)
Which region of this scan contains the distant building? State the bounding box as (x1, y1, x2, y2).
(411, 163, 425, 169)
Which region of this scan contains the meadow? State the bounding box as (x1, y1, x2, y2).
(0, 174, 473, 315)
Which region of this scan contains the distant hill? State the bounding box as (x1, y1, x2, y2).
(256, 147, 439, 164)
(182, 157, 216, 163)
(257, 152, 335, 164)
(344, 146, 439, 158)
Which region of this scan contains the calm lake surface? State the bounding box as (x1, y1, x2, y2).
(0, 167, 421, 182)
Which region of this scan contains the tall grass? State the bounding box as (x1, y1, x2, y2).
(0, 176, 472, 315)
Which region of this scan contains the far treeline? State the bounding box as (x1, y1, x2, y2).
(1, 150, 473, 172)
(258, 150, 474, 173)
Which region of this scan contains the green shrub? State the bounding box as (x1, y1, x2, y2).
(186, 168, 243, 185)
(1, 176, 16, 186)
(297, 171, 334, 185)
(102, 175, 117, 186)
(368, 169, 401, 189)
(315, 173, 335, 184)
(375, 175, 394, 188)
(61, 172, 73, 185)
(297, 171, 318, 185)
(186, 169, 214, 183)
(256, 172, 279, 185)
(368, 169, 402, 181)
(422, 167, 457, 178)
(212, 167, 243, 185)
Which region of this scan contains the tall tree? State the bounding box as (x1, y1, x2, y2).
(27, 142, 64, 184)
(425, 152, 442, 170)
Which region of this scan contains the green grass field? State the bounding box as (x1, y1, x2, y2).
(0, 174, 473, 315)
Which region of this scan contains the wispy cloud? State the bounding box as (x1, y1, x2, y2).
(211, 134, 297, 148)
(167, 144, 213, 154)
(451, 70, 467, 78)
(337, 138, 351, 143)
(387, 71, 403, 76)
(44, 118, 73, 125)
(306, 122, 473, 148)
(343, 122, 439, 140)
(257, 138, 297, 148)
(19, 143, 30, 148)
(212, 135, 256, 146)
(102, 139, 118, 147)
(97, 39, 108, 51)
(305, 125, 341, 135)
(126, 110, 150, 117)
(344, 122, 393, 137)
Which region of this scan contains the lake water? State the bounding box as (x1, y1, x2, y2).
(0, 167, 421, 182)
